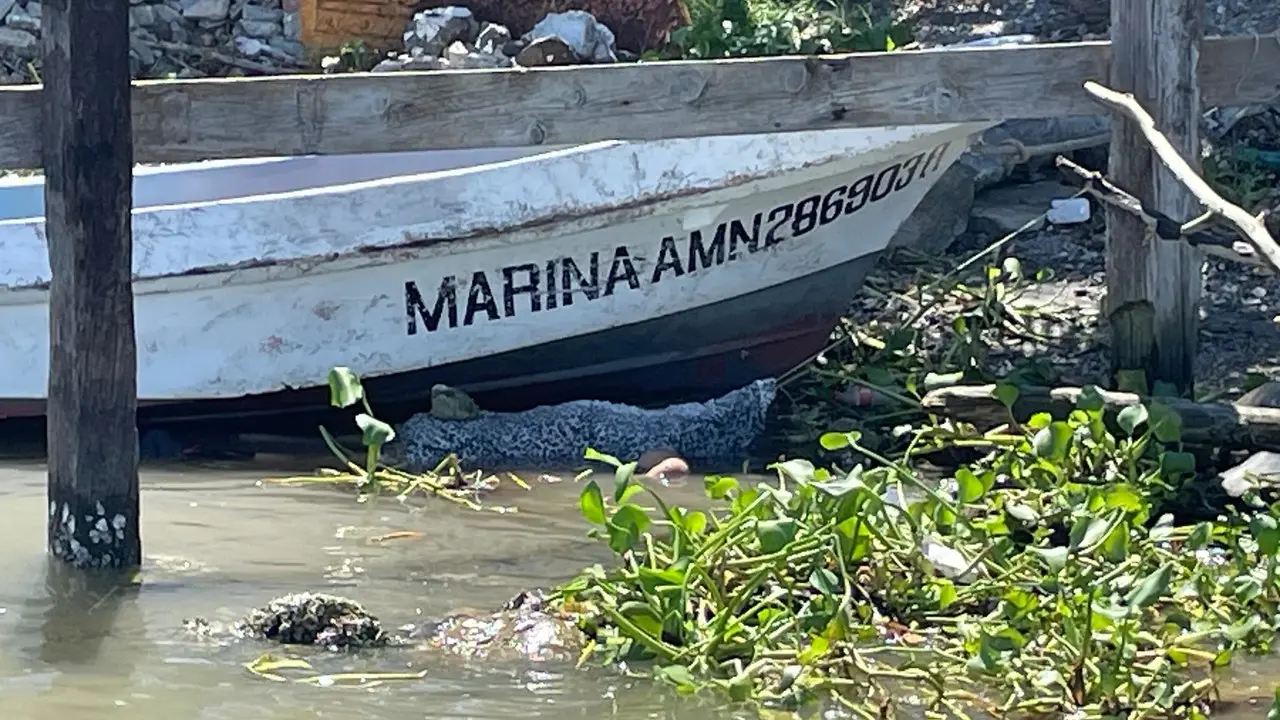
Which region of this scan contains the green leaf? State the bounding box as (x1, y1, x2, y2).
(613, 461, 638, 501)
(1032, 421, 1073, 461)
(704, 476, 739, 500)
(607, 504, 652, 553)
(682, 510, 708, 536)
(1116, 404, 1149, 437)
(619, 601, 663, 638)
(1186, 522, 1213, 550)
(584, 447, 623, 468)
(797, 635, 830, 665)
(1101, 521, 1130, 562)
(809, 568, 839, 598)
(1147, 403, 1183, 443)
(1250, 513, 1280, 556)
(617, 483, 646, 505)
(1076, 385, 1106, 413)
(993, 383, 1020, 410)
(819, 431, 860, 450)
(955, 467, 994, 503)
(1026, 412, 1053, 430)
(1125, 563, 1173, 610)
(579, 481, 607, 525)
(327, 366, 364, 408)
(933, 578, 957, 609)
(1268, 686, 1280, 720)
(355, 413, 395, 447)
(1006, 503, 1040, 524)
(757, 518, 797, 553)
(1031, 546, 1068, 572)
(812, 465, 870, 497)
(654, 664, 698, 693)
(1073, 514, 1115, 553)
(1102, 483, 1145, 513)
(771, 459, 816, 484)
(1160, 451, 1196, 475)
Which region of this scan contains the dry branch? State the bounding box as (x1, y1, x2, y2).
(920, 384, 1280, 452)
(1083, 80, 1280, 272)
(1054, 155, 1270, 271)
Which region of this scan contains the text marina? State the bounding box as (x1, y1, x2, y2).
(404, 141, 951, 335)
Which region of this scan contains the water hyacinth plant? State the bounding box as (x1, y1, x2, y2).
(549, 386, 1280, 718)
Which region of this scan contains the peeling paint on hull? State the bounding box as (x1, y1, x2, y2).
(0, 122, 990, 423)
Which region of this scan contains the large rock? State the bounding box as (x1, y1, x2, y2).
(886, 161, 978, 254)
(182, 0, 231, 22)
(0, 26, 37, 58)
(968, 180, 1080, 236)
(409, 0, 684, 54)
(403, 6, 480, 58)
(514, 35, 578, 67)
(525, 10, 616, 63)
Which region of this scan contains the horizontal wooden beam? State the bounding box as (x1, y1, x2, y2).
(0, 35, 1276, 167)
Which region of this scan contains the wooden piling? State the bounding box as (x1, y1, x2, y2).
(1104, 0, 1204, 394)
(42, 0, 141, 569)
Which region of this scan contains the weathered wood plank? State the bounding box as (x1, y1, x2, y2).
(0, 35, 1275, 168)
(1104, 0, 1204, 393)
(43, 0, 141, 569)
(919, 384, 1280, 453)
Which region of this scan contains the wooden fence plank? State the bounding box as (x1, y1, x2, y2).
(0, 35, 1275, 168)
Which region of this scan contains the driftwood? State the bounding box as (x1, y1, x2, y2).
(919, 384, 1280, 453)
(1055, 155, 1270, 271)
(1079, 80, 1280, 273)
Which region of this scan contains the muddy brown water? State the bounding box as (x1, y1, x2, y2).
(0, 454, 1276, 718)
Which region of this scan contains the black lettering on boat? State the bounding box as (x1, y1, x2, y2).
(651, 236, 685, 283)
(463, 271, 500, 325)
(604, 246, 640, 296)
(921, 141, 950, 176)
(895, 152, 924, 191)
(844, 173, 873, 215)
(688, 223, 727, 272)
(819, 186, 846, 226)
(871, 162, 901, 203)
(405, 277, 458, 335)
(560, 253, 600, 307)
(764, 204, 792, 247)
(544, 259, 558, 310)
(791, 194, 821, 237)
(728, 214, 761, 259)
(502, 263, 541, 317)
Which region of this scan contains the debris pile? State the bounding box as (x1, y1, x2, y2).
(0, 0, 306, 83)
(353, 6, 623, 73)
(185, 592, 391, 650)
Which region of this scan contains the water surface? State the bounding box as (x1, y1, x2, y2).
(0, 455, 1275, 718)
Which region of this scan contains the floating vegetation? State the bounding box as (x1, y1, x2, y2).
(549, 395, 1280, 717)
(245, 653, 430, 686)
(262, 367, 527, 513)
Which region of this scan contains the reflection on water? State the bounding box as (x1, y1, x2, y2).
(0, 454, 737, 720)
(0, 454, 1275, 719)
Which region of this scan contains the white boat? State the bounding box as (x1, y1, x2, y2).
(0, 122, 990, 425)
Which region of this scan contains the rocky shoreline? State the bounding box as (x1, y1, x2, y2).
(0, 0, 307, 82)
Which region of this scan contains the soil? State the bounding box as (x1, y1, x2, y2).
(846, 152, 1280, 401)
(829, 0, 1280, 401)
(881, 0, 1280, 47)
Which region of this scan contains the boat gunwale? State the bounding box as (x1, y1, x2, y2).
(0, 124, 988, 293)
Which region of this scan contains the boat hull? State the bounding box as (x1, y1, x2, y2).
(0, 122, 990, 427)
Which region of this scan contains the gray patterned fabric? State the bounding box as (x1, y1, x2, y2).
(394, 378, 777, 471)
